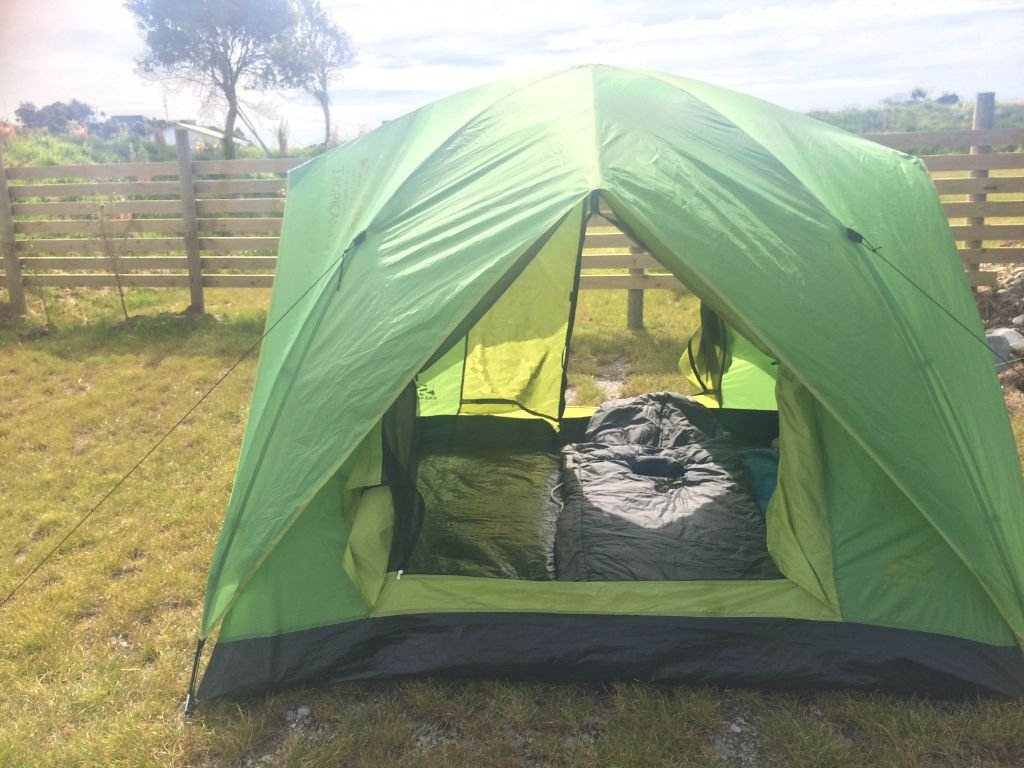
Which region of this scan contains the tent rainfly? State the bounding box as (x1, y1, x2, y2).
(189, 65, 1024, 705)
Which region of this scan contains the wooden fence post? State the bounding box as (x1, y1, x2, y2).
(175, 129, 204, 313)
(0, 151, 27, 315)
(966, 92, 995, 281)
(627, 247, 645, 331)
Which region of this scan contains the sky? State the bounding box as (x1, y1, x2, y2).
(0, 0, 1022, 147)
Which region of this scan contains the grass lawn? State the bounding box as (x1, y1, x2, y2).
(1, 284, 1022, 767)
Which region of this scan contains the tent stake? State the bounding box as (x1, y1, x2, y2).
(183, 638, 206, 719)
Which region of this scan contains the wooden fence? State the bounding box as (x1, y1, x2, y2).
(2, 110, 1023, 326)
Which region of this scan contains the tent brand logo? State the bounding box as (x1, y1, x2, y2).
(417, 383, 437, 401)
(327, 166, 354, 233)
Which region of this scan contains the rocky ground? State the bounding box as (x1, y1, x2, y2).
(977, 266, 1024, 330)
(980, 267, 1024, 412)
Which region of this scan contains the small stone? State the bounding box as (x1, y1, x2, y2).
(286, 705, 312, 729)
(730, 723, 742, 733)
(19, 325, 52, 341)
(988, 327, 1024, 354)
(1013, 314, 1024, 326)
(986, 331, 1013, 372)
(712, 735, 731, 760)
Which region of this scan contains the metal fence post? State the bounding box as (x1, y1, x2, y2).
(175, 129, 204, 313)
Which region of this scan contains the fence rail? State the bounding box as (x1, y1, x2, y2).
(2, 108, 1024, 322)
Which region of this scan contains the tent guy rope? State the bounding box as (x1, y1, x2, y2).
(0, 243, 353, 611)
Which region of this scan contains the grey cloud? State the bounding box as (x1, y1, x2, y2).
(377, 50, 509, 69)
(328, 87, 449, 104)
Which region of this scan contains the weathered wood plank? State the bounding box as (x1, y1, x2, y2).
(948, 224, 1024, 242)
(14, 218, 186, 235)
(627, 267, 645, 330)
(15, 236, 284, 254)
(195, 198, 284, 215)
(578, 274, 682, 290)
(959, 247, 1024, 264)
(203, 274, 275, 287)
(0, 152, 26, 313)
(581, 252, 662, 269)
(963, 94, 995, 278)
(19, 256, 189, 271)
(11, 199, 184, 216)
(4, 161, 178, 180)
(192, 158, 302, 175)
(23, 273, 191, 288)
(176, 129, 204, 312)
(932, 176, 1024, 196)
(583, 230, 638, 249)
(7, 181, 180, 198)
(196, 217, 283, 233)
(942, 200, 1024, 219)
(922, 152, 1024, 172)
(201, 256, 277, 270)
(193, 179, 286, 196)
(16, 237, 186, 253)
(865, 127, 1024, 151)
(967, 271, 1000, 287)
(198, 236, 280, 251)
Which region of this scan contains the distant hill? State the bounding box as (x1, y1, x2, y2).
(807, 99, 1024, 135)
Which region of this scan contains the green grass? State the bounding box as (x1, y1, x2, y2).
(567, 286, 700, 403)
(1, 284, 1022, 767)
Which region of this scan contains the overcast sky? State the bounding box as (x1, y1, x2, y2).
(1, 0, 1022, 147)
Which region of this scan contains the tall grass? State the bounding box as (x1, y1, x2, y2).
(0, 132, 98, 166)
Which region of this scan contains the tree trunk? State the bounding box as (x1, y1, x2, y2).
(320, 92, 331, 147)
(223, 98, 238, 160)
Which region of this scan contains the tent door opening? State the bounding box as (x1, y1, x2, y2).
(401, 196, 783, 583)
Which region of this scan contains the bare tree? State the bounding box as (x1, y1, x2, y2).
(126, 0, 295, 158)
(280, 0, 355, 147)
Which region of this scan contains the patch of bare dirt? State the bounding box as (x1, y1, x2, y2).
(1000, 369, 1024, 419)
(975, 265, 1024, 330)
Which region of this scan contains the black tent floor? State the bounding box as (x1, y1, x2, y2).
(197, 612, 1024, 700)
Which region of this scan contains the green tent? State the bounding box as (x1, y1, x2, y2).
(192, 65, 1024, 703)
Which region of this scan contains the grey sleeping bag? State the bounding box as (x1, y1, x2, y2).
(556, 393, 781, 581)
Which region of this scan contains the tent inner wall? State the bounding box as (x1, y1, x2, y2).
(416, 203, 584, 421)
